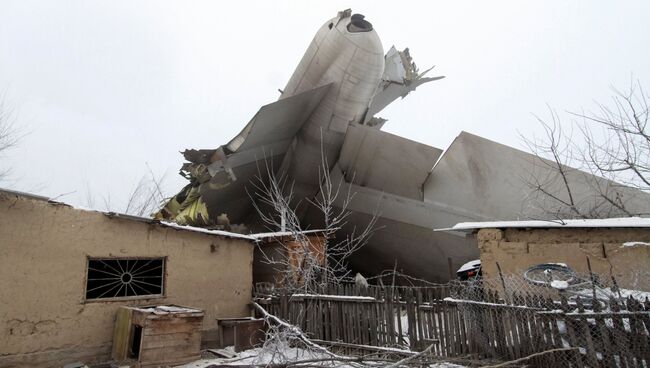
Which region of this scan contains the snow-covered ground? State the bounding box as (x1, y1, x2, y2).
(178, 346, 466, 368)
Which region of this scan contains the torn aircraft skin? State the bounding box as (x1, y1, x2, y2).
(157, 9, 650, 282)
(156, 10, 443, 229)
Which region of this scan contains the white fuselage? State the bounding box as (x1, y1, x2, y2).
(279, 14, 384, 200)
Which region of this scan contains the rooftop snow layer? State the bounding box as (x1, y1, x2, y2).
(438, 217, 650, 234)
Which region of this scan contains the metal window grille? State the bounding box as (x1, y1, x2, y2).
(85, 258, 164, 300)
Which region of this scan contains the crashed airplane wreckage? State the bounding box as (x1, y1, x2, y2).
(156, 10, 650, 282)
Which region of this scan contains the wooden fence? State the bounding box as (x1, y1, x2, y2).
(425, 293, 650, 367)
(256, 284, 650, 367)
(259, 284, 451, 350)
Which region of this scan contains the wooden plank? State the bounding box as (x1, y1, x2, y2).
(376, 290, 385, 345)
(609, 298, 633, 368)
(368, 296, 378, 346)
(431, 303, 442, 356)
(406, 291, 417, 351)
(443, 300, 452, 357)
(139, 344, 200, 364)
(331, 300, 339, 342)
(500, 307, 517, 360)
(456, 304, 468, 355)
(396, 303, 403, 346)
(355, 297, 363, 344)
(594, 313, 616, 367)
(144, 320, 203, 336)
(141, 332, 201, 349)
(564, 316, 585, 368)
(386, 289, 395, 346)
(323, 300, 330, 341)
(626, 299, 647, 367)
(362, 300, 371, 345)
(534, 312, 554, 366)
(576, 314, 600, 368)
(342, 301, 349, 343)
(111, 307, 133, 361)
(415, 290, 426, 351)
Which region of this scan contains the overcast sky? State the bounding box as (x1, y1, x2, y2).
(1, 1, 649, 210)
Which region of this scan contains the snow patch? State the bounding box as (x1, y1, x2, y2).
(179, 347, 466, 368)
(457, 259, 481, 273)
(548, 262, 568, 267)
(291, 294, 376, 301)
(160, 221, 255, 240)
(133, 305, 202, 315)
(444, 217, 650, 232)
(621, 241, 650, 247)
(550, 280, 569, 290)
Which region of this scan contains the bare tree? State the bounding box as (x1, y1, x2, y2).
(249, 147, 379, 293)
(0, 95, 22, 180)
(522, 81, 650, 220)
(122, 168, 168, 217)
(86, 164, 168, 217)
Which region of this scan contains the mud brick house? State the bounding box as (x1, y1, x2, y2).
(444, 218, 650, 291)
(0, 189, 259, 367)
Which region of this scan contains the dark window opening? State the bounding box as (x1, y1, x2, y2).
(129, 325, 143, 359)
(328, 22, 333, 29)
(85, 258, 164, 300)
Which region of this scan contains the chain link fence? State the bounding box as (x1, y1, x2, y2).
(438, 267, 650, 367)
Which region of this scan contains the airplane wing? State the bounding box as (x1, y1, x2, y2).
(336, 123, 442, 200)
(156, 83, 332, 226)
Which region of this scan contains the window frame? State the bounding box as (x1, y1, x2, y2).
(83, 256, 167, 303)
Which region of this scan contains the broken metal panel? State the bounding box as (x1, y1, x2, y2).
(227, 83, 332, 153)
(337, 124, 442, 200)
(363, 46, 444, 124)
(201, 157, 283, 226)
(156, 84, 331, 226)
(382, 46, 407, 83)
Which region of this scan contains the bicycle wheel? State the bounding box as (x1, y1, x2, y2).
(524, 263, 577, 286)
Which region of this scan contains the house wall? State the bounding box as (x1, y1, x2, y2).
(0, 192, 253, 367)
(477, 227, 650, 291)
(253, 235, 326, 288)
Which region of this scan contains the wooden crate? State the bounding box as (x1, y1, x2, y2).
(217, 317, 266, 352)
(112, 305, 204, 367)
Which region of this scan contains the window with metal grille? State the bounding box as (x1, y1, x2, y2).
(85, 258, 165, 300)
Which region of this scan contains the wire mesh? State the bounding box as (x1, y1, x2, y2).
(440, 269, 650, 367)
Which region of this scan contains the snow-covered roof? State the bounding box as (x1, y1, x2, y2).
(249, 229, 327, 240)
(0, 187, 324, 242)
(158, 221, 255, 240)
(437, 217, 650, 234)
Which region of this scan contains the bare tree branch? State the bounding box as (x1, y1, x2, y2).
(248, 134, 380, 293)
(521, 81, 650, 219)
(0, 93, 24, 181)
